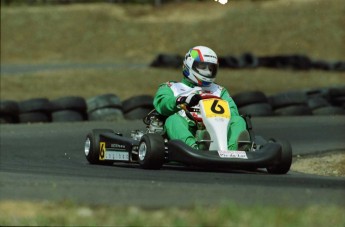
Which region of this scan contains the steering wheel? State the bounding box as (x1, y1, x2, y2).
(181, 94, 221, 123)
(200, 93, 221, 100)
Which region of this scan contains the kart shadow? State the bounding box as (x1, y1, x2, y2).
(163, 164, 268, 174)
(111, 162, 268, 175)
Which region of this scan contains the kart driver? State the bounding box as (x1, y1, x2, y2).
(153, 46, 248, 150)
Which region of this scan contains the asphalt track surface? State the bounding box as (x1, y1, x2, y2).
(0, 116, 345, 207)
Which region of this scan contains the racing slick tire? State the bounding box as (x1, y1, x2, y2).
(85, 129, 115, 165)
(138, 134, 165, 170)
(266, 139, 292, 174)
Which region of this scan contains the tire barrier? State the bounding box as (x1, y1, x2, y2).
(122, 95, 154, 120)
(233, 91, 273, 117)
(18, 98, 52, 123)
(0, 94, 154, 124)
(86, 93, 124, 121)
(0, 100, 19, 123)
(150, 53, 345, 72)
(150, 54, 184, 68)
(233, 86, 345, 117)
(1, 86, 344, 124)
(51, 96, 87, 122)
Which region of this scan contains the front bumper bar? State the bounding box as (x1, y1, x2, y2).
(167, 140, 282, 169)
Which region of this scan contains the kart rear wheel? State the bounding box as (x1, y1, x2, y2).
(85, 129, 114, 165)
(138, 134, 165, 169)
(267, 139, 292, 174)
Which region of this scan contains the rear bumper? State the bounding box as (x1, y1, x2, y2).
(167, 140, 282, 169)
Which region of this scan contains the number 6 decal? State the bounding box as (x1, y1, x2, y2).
(99, 142, 105, 160)
(211, 100, 225, 114)
(203, 99, 230, 119)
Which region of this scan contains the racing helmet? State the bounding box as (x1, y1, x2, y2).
(182, 46, 219, 87)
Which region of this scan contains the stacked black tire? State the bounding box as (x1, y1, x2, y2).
(51, 96, 87, 122)
(86, 94, 123, 121)
(233, 91, 273, 117)
(233, 86, 345, 117)
(306, 87, 345, 115)
(86, 94, 154, 121)
(150, 54, 183, 68)
(0, 100, 20, 124)
(122, 95, 154, 120)
(150, 53, 345, 72)
(18, 98, 52, 123)
(268, 91, 313, 116)
(1, 87, 344, 124)
(0, 94, 155, 124)
(0, 97, 88, 124)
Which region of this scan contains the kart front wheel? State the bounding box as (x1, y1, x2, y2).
(138, 134, 165, 169)
(266, 139, 292, 174)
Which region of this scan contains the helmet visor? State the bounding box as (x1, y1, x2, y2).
(192, 61, 218, 78)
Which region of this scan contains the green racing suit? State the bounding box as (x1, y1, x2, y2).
(153, 78, 247, 150)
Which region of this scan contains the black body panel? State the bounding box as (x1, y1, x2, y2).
(99, 132, 139, 162)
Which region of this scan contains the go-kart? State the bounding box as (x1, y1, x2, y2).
(84, 94, 292, 174)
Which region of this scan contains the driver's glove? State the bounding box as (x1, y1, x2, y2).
(176, 93, 202, 107)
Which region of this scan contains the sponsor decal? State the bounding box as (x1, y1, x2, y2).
(110, 143, 126, 150)
(99, 142, 129, 161)
(104, 150, 129, 161)
(218, 150, 248, 159)
(204, 55, 217, 59)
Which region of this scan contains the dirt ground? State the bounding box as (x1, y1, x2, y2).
(291, 151, 345, 177)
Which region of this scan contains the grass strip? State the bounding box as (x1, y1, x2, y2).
(1, 200, 345, 226)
